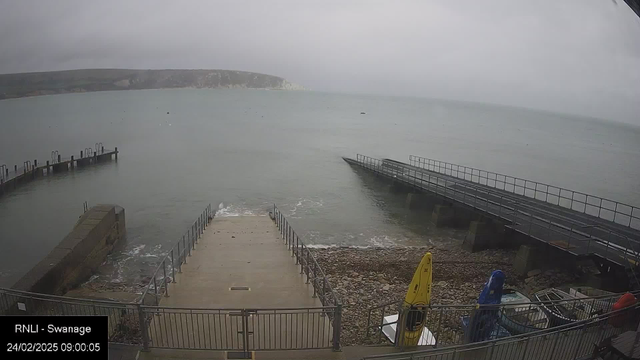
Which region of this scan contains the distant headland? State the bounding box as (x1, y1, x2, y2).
(0, 69, 305, 100)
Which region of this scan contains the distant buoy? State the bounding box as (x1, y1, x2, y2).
(167, 111, 170, 114)
(360, 112, 366, 115)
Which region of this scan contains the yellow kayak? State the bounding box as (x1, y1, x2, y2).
(400, 252, 432, 346)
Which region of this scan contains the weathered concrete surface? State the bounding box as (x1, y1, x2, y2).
(148, 216, 330, 350)
(161, 216, 319, 308)
(513, 245, 539, 276)
(430, 205, 454, 227)
(12, 204, 126, 295)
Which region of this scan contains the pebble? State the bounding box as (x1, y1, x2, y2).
(312, 245, 579, 346)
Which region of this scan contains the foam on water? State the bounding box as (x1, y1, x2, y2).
(289, 198, 324, 217)
(215, 202, 260, 217)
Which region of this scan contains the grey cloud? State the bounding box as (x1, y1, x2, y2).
(0, 0, 639, 124)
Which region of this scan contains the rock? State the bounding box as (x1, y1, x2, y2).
(383, 285, 390, 291)
(437, 281, 448, 286)
(525, 276, 536, 284)
(231, 236, 235, 238)
(527, 269, 542, 277)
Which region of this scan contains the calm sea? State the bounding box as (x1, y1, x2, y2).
(1, 89, 639, 288)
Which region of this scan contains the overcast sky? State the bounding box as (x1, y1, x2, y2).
(1, 0, 639, 124)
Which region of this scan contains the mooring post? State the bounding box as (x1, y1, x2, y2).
(57, 154, 61, 163)
(80, 150, 83, 159)
(14, 165, 17, 172)
(34, 159, 37, 167)
(71, 156, 74, 168)
(115, 147, 118, 160)
(101, 146, 104, 154)
(46, 161, 49, 173)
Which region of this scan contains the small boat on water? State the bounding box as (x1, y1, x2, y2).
(534, 288, 609, 326)
(499, 289, 549, 334)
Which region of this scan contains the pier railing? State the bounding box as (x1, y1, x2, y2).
(409, 155, 640, 231)
(362, 302, 640, 360)
(140, 305, 336, 351)
(353, 154, 640, 271)
(138, 204, 213, 305)
(0, 287, 143, 344)
(272, 204, 343, 350)
(364, 290, 636, 348)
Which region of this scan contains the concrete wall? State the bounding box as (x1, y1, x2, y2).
(12, 204, 126, 295)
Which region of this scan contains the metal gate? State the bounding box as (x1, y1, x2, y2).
(141, 306, 338, 353)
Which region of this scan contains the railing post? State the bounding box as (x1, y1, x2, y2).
(332, 304, 342, 351)
(138, 304, 150, 351)
(163, 260, 169, 297)
(177, 241, 182, 272)
(171, 250, 176, 282)
(153, 275, 159, 306)
(322, 278, 327, 304)
(312, 262, 318, 298)
(306, 251, 311, 283)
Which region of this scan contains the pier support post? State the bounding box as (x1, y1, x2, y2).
(463, 221, 492, 252)
(115, 147, 118, 160)
(388, 180, 411, 194)
(71, 156, 74, 168)
(431, 204, 454, 227)
(405, 193, 431, 210)
(514, 245, 539, 276)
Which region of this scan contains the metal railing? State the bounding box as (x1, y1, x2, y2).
(141, 306, 336, 351)
(0, 287, 143, 344)
(362, 302, 640, 360)
(0, 145, 116, 185)
(272, 204, 343, 350)
(139, 204, 213, 306)
(353, 155, 640, 271)
(365, 291, 636, 348)
(409, 155, 640, 231)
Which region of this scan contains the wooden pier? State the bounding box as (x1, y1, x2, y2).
(0, 145, 118, 197)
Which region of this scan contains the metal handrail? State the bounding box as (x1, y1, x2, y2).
(362, 302, 640, 360)
(354, 154, 639, 269)
(364, 290, 637, 346)
(391, 157, 640, 275)
(272, 204, 343, 351)
(272, 205, 341, 307)
(409, 155, 640, 230)
(389, 157, 640, 250)
(138, 204, 212, 305)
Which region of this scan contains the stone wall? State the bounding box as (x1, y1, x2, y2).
(12, 204, 126, 295)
